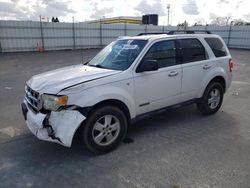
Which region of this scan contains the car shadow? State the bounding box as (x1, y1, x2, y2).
(70, 104, 237, 155)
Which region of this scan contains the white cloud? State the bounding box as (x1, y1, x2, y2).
(135, 0, 166, 16)
(0, 0, 249, 24)
(182, 0, 199, 15)
(89, 1, 114, 19)
(0, 0, 75, 21)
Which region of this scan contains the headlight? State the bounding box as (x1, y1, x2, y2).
(42, 94, 68, 111)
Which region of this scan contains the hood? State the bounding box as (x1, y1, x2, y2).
(27, 64, 121, 94)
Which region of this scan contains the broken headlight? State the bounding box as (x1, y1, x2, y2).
(42, 94, 68, 111)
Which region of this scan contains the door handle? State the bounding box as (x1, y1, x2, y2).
(203, 64, 212, 70)
(168, 71, 179, 77)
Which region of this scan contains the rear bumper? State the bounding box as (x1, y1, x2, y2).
(21, 101, 86, 147)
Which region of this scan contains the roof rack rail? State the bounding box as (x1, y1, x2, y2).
(137, 32, 168, 36)
(137, 30, 212, 36)
(168, 30, 212, 34)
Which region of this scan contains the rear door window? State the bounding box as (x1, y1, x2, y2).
(205, 37, 227, 57)
(179, 38, 207, 63)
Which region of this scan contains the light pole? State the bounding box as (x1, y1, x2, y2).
(167, 4, 171, 26)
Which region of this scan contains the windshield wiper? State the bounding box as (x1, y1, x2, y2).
(88, 64, 105, 69)
(82, 61, 89, 65)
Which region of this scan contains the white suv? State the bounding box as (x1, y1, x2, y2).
(22, 32, 233, 153)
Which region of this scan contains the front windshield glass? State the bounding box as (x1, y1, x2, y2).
(88, 39, 147, 71)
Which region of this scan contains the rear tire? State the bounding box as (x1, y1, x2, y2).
(197, 82, 224, 115)
(81, 106, 128, 154)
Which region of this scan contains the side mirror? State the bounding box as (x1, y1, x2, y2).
(136, 60, 158, 73)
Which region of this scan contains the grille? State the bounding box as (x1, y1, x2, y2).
(25, 85, 40, 112)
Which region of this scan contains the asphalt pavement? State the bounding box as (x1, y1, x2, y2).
(0, 49, 250, 188)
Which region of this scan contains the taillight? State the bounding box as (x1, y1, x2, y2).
(229, 59, 234, 72)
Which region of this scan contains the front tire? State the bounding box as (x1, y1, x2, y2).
(197, 82, 224, 115)
(81, 106, 128, 154)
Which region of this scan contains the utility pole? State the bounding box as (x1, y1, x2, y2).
(167, 4, 171, 26)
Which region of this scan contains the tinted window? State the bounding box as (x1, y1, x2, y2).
(143, 40, 176, 68)
(205, 37, 227, 57)
(179, 38, 206, 63)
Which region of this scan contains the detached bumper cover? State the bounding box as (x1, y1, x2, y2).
(22, 102, 86, 147)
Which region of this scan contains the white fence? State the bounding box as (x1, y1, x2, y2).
(0, 20, 250, 52)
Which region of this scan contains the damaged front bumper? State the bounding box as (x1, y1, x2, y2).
(21, 101, 86, 147)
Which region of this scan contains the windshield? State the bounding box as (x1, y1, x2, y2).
(88, 39, 147, 71)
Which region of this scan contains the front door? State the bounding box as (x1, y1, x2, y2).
(133, 40, 182, 115)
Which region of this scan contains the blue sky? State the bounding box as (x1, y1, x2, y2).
(0, 0, 249, 25)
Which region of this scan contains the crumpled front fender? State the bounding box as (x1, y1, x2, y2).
(25, 102, 86, 147)
(48, 110, 86, 147)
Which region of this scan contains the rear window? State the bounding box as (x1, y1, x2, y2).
(205, 37, 227, 57)
(179, 38, 207, 63)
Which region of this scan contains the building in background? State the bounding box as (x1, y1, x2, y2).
(87, 16, 142, 24)
(88, 15, 159, 25)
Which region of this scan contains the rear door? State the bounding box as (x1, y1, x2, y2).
(178, 37, 212, 101)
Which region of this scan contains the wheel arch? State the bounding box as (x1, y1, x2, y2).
(76, 99, 132, 124)
(209, 76, 226, 92)
(73, 99, 132, 144)
(199, 75, 226, 98)
(88, 99, 131, 123)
